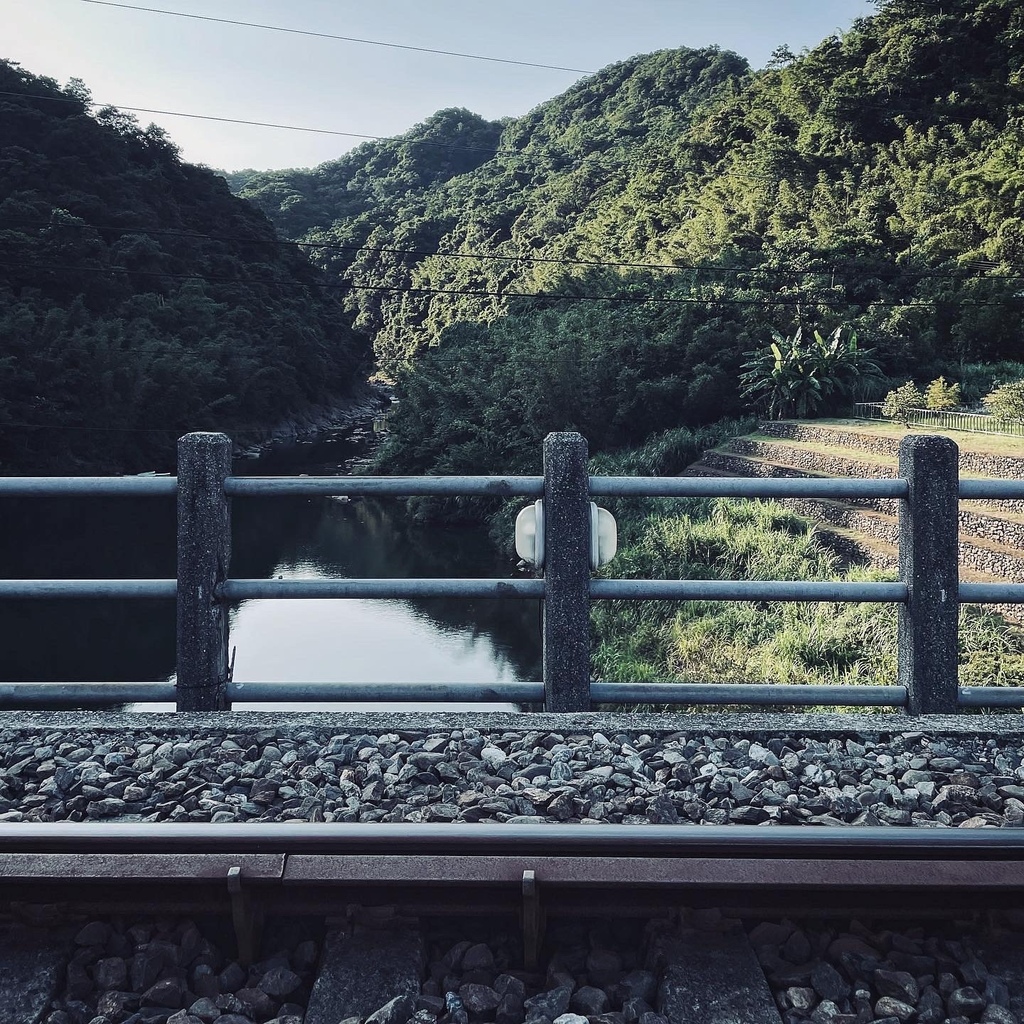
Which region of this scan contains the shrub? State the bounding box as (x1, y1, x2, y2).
(881, 382, 924, 425)
(983, 381, 1024, 423)
(924, 377, 961, 411)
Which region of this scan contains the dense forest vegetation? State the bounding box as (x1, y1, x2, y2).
(0, 61, 368, 473)
(232, 0, 1024, 476)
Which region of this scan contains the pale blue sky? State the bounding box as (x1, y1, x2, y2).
(4, 0, 875, 172)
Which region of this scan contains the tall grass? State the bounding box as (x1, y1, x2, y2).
(592, 498, 1024, 702)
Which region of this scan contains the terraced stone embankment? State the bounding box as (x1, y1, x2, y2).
(688, 421, 1024, 622)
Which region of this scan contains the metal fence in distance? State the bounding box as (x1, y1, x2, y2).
(853, 402, 1024, 438)
(2, 431, 1024, 713)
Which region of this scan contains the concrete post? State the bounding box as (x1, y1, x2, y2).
(176, 432, 232, 711)
(542, 432, 592, 711)
(898, 433, 959, 714)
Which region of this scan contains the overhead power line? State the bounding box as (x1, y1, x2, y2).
(76, 0, 596, 74)
(5, 219, 1023, 283)
(1, 258, 1016, 309)
(0, 90, 512, 156)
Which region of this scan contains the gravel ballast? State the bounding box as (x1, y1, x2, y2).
(3, 721, 1024, 827)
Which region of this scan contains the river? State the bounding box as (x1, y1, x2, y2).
(1, 421, 541, 710)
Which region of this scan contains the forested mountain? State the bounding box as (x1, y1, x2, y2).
(231, 0, 1024, 476)
(0, 61, 368, 473)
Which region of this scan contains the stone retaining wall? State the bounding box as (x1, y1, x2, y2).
(758, 421, 1024, 479)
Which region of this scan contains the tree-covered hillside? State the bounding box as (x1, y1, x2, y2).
(0, 61, 368, 473)
(231, 0, 1024, 477)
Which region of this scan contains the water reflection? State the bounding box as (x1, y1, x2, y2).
(1, 424, 541, 710)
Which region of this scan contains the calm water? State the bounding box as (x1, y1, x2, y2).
(1, 423, 541, 710)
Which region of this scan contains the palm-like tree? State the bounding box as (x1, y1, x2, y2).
(740, 326, 881, 419)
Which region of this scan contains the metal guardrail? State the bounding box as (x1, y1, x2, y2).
(2, 430, 1024, 713)
(853, 402, 1024, 438)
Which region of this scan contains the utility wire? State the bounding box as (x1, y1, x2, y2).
(76, 0, 596, 74)
(0, 258, 1015, 309)
(5, 220, 1022, 283)
(0, 90, 513, 156)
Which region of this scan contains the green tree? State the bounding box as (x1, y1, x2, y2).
(739, 326, 880, 419)
(983, 381, 1024, 424)
(924, 376, 961, 410)
(881, 382, 924, 425)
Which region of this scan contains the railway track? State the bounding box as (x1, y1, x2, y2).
(3, 823, 1024, 1023)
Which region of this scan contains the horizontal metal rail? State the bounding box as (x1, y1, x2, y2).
(5, 823, 1024, 858)
(5, 681, 1021, 708)
(959, 582, 1024, 604)
(0, 476, 176, 497)
(589, 682, 907, 706)
(218, 578, 545, 600)
(224, 475, 544, 497)
(590, 579, 906, 603)
(0, 579, 176, 599)
(958, 686, 1024, 707)
(590, 476, 908, 499)
(959, 477, 1024, 500)
(227, 681, 544, 702)
(0, 682, 178, 706)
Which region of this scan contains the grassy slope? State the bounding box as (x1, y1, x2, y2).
(589, 424, 1024, 702)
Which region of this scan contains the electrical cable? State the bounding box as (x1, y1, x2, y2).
(0, 257, 1017, 309)
(76, 0, 597, 74)
(0, 90, 514, 156)
(4, 220, 1021, 283)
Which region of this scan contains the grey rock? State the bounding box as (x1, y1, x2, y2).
(186, 998, 221, 1023)
(982, 1007, 1019, 1024)
(617, 970, 657, 1005)
(141, 978, 189, 1008)
(366, 993, 417, 1024)
(811, 962, 849, 1002)
(873, 969, 919, 1004)
(553, 1015, 589, 1024)
(461, 944, 495, 973)
(219, 962, 247, 993)
(94, 956, 129, 991)
(786, 987, 817, 1011)
(459, 984, 501, 1016)
(622, 998, 652, 1024)
(524, 986, 573, 1021)
(570, 986, 609, 1016)
(236, 987, 276, 1019)
(948, 986, 987, 1017)
(873, 997, 916, 1022)
(257, 966, 302, 997)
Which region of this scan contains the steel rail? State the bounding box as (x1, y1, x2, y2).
(226, 680, 544, 702)
(0, 579, 176, 599)
(218, 578, 545, 600)
(959, 582, 1024, 604)
(960, 478, 1024, 499)
(958, 685, 1024, 707)
(223, 475, 545, 497)
(5, 823, 1024, 858)
(590, 579, 906, 603)
(0, 682, 177, 706)
(0, 476, 176, 496)
(588, 682, 907, 706)
(589, 477, 908, 499)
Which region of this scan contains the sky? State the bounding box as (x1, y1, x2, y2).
(3, 0, 876, 173)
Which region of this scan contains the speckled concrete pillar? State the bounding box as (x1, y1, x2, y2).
(543, 432, 591, 712)
(176, 432, 232, 712)
(898, 434, 959, 714)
